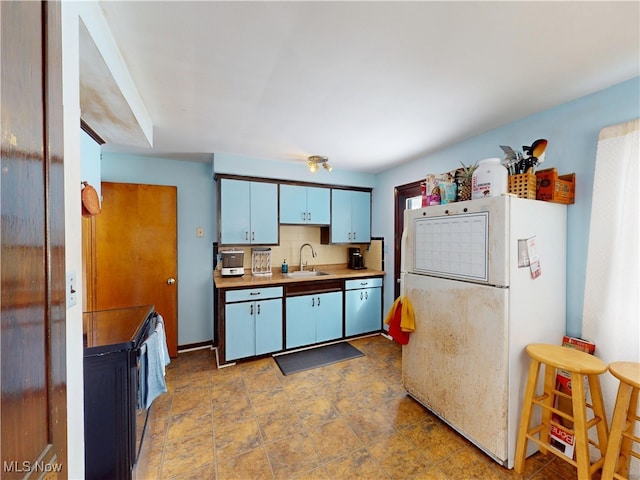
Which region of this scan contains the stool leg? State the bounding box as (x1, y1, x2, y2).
(587, 373, 609, 460)
(571, 373, 592, 480)
(602, 382, 633, 480)
(515, 357, 541, 474)
(619, 387, 639, 478)
(540, 361, 557, 451)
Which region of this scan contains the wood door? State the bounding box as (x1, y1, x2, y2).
(89, 182, 178, 357)
(1, 1, 67, 477)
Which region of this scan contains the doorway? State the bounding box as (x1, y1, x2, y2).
(393, 181, 423, 300)
(84, 182, 179, 356)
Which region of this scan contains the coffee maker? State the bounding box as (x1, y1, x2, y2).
(348, 247, 365, 270)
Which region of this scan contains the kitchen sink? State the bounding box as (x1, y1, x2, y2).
(283, 270, 330, 278)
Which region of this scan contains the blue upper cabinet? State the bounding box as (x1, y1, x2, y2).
(220, 179, 250, 244)
(250, 181, 278, 244)
(280, 185, 330, 225)
(351, 190, 371, 242)
(219, 178, 278, 245)
(329, 189, 371, 243)
(306, 187, 331, 224)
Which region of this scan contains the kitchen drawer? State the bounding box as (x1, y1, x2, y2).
(226, 286, 283, 303)
(345, 278, 382, 290)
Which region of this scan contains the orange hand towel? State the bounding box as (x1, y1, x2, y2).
(384, 296, 415, 345)
(399, 296, 415, 333)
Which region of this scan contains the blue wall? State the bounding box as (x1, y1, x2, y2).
(101, 154, 216, 346)
(80, 129, 102, 198)
(373, 77, 640, 337)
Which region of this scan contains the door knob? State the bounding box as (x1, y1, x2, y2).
(167, 278, 176, 285)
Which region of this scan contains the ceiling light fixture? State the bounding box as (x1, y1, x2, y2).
(308, 155, 332, 173)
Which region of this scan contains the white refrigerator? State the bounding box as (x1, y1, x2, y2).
(401, 195, 566, 468)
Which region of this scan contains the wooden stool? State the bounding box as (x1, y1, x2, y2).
(601, 362, 640, 480)
(514, 344, 609, 480)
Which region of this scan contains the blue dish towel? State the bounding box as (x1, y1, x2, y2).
(143, 329, 167, 408)
(155, 314, 171, 373)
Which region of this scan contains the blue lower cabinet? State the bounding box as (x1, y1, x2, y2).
(345, 278, 382, 336)
(286, 291, 342, 349)
(255, 299, 284, 355)
(285, 296, 315, 349)
(315, 291, 342, 343)
(226, 302, 257, 360)
(225, 287, 283, 361)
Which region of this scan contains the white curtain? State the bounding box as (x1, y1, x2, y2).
(582, 118, 639, 476)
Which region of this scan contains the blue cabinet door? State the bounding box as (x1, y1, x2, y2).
(345, 289, 361, 336)
(225, 302, 256, 360)
(315, 291, 343, 343)
(345, 287, 381, 336)
(306, 187, 330, 225)
(330, 189, 371, 243)
(351, 191, 371, 243)
(331, 189, 352, 243)
(286, 296, 315, 349)
(280, 184, 307, 224)
(280, 185, 330, 225)
(250, 182, 278, 244)
(220, 179, 251, 244)
(255, 298, 283, 355)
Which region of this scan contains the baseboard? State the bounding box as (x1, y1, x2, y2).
(178, 340, 213, 353)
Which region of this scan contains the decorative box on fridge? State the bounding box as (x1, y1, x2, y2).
(536, 168, 576, 204)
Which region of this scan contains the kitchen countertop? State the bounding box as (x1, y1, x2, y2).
(213, 263, 385, 289)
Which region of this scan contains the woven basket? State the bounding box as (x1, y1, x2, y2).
(508, 173, 537, 199)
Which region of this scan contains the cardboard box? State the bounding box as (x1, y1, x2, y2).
(549, 336, 596, 459)
(536, 168, 576, 204)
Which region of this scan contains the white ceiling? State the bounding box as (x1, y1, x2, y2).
(93, 1, 640, 173)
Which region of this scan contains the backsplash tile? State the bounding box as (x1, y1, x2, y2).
(221, 226, 367, 271)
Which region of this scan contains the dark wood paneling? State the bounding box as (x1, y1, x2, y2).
(284, 280, 343, 296)
(1, 1, 67, 476)
(393, 181, 422, 300)
(214, 173, 373, 193)
(44, 1, 68, 472)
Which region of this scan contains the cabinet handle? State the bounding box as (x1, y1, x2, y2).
(250, 304, 254, 315)
(312, 297, 315, 307)
(252, 231, 255, 241)
(245, 231, 249, 241)
(249, 292, 261, 296)
(257, 304, 261, 315)
(365, 291, 368, 300)
(317, 296, 321, 306)
(308, 211, 312, 222)
(360, 291, 363, 300)
(301, 212, 306, 221)
(353, 231, 356, 239)
(360, 282, 368, 286)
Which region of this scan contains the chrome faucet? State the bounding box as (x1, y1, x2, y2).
(299, 243, 317, 271)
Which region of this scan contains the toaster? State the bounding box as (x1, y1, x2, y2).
(220, 249, 245, 276)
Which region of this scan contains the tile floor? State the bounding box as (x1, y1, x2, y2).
(135, 335, 595, 480)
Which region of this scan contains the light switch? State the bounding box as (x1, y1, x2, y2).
(196, 227, 204, 238)
(66, 272, 77, 308)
